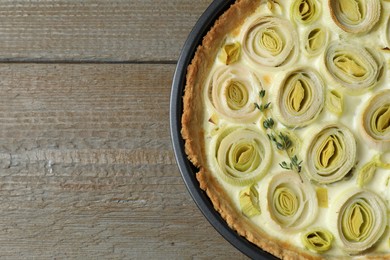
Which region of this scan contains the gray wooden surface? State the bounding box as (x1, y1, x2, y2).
(0, 0, 248, 259)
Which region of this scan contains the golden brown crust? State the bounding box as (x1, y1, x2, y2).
(181, 0, 323, 259)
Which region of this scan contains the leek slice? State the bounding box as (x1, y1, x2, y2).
(357, 160, 377, 187)
(359, 90, 390, 151)
(302, 228, 333, 253)
(329, 188, 387, 254)
(242, 16, 299, 68)
(205, 65, 262, 123)
(357, 154, 390, 187)
(265, 171, 318, 231)
(304, 123, 356, 184)
(271, 68, 324, 128)
(326, 89, 344, 116)
(377, 153, 390, 169)
(291, 0, 320, 24)
(316, 188, 328, 208)
(324, 42, 383, 94)
(219, 42, 241, 65)
(303, 27, 328, 57)
(239, 185, 261, 217)
(211, 126, 272, 186)
(329, 0, 381, 34)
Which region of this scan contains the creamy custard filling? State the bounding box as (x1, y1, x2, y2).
(200, 0, 390, 258)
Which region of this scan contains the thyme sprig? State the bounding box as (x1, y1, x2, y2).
(265, 127, 292, 151)
(254, 90, 303, 176)
(263, 117, 302, 174)
(280, 155, 302, 173)
(254, 90, 271, 112)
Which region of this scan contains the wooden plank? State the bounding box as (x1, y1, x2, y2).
(0, 0, 213, 62)
(0, 63, 246, 259)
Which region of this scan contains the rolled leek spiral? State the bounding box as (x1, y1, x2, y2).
(242, 16, 299, 68)
(271, 68, 325, 128)
(205, 65, 262, 123)
(324, 42, 383, 93)
(304, 123, 357, 184)
(329, 0, 381, 34)
(211, 126, 272, 186)
(359, 90, 390, 151)
(329, 188, 387, 254)
(291, 0, 320, 24)
(301, 228, 334, 253)
(265, 171, 318, 231)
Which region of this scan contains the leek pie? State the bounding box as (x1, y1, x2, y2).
(181, 0, 390, 258)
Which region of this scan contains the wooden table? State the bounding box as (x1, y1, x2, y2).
(0, 1, 248, 258)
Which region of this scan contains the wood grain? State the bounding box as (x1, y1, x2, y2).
(0, 0, 252, 258)
(0, 63, 246, 259)
(0, 0, 213, 62)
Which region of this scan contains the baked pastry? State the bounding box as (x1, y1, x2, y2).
(181, 0, 390, 258)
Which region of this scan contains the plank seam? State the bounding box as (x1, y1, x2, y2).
(0, 60, 177, 65)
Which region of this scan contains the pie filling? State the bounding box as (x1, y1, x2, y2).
(184, 0, 390, 258)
